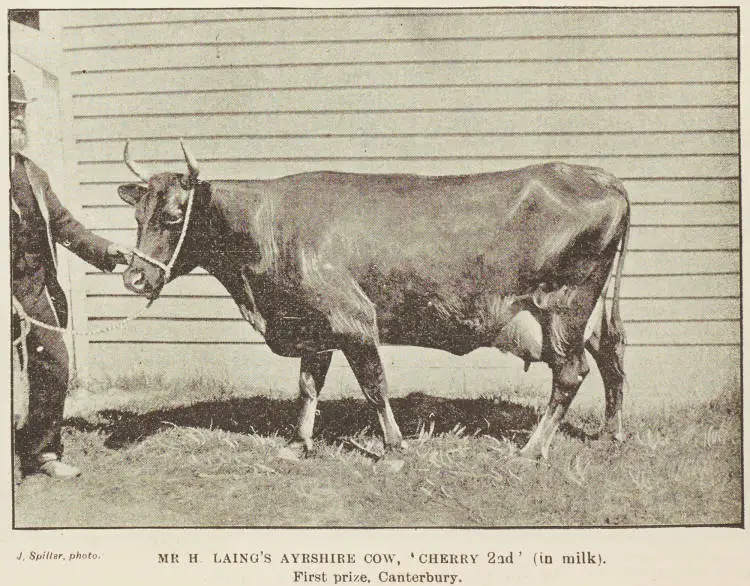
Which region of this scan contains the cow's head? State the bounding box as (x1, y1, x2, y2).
(118, 140, 200, 298)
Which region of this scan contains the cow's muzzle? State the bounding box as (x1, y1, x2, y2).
(123, 265, 162, 299)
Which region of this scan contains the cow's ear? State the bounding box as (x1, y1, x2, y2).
(118, 184, 148, 206)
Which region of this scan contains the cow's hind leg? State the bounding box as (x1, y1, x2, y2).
(519, 278, 601, 459)
(520, 349, 590, 459)
(279, 351, 333, 460)
(341, 342, 403, 454)
(586, 302, 626, 442)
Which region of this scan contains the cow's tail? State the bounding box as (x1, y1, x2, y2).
(604, 211, 630, 379)
(610, 217, 630, 334)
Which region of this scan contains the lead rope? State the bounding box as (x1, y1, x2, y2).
(12, 296, 155, 374)
(12, 187, 195, 376)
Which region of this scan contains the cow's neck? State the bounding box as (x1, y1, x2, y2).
(190, 182, 264, 274)
(182, 182, 276, 330)
(180, 181, 228, 275)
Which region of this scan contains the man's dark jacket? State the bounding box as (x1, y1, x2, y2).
(12, 153, 115, 326)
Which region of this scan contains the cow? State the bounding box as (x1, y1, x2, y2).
(117, 141, 630, 461)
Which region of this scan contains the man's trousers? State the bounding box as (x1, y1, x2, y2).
(13, 290, 69, 471)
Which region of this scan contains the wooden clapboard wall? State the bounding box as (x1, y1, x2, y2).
(48, 8, 739, 390)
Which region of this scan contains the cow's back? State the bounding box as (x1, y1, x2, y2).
(266, 163, 628, 290)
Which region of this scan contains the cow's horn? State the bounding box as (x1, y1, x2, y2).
(180, 139, 200, 183)
(123, 140, 149, 183)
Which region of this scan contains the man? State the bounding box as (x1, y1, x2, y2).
(11, 73, 131, 479)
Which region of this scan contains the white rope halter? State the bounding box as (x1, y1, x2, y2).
(129, 185, 195, 285)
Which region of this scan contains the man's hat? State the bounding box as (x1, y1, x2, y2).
(10, 74, 35, 104)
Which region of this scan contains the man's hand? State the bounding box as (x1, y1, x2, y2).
(107, 243, 133, 266)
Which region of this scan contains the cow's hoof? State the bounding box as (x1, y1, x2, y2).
(518, 445, 545, 461)
(277, 441, 309, 461)
(599, 428, 627, 443)
(375, 457, 405, 474)
(611, 431, 627, 443)
(383, 439, 408, 453)
(375, 445, 407, 473)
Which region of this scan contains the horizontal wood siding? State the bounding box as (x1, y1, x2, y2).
(60, 10, 736, 43)
(52, 8, 738, 383)
(72, 113, 738, 146)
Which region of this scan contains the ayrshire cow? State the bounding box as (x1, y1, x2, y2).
(118, 142, 629, 460)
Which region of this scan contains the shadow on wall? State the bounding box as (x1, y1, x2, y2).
(64, 392, 596, 450)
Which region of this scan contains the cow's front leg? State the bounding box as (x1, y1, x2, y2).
(341, 342, 403, 453)
(279, 351, 332, 460)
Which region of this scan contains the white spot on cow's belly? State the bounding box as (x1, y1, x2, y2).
(494, 310, 543, 361)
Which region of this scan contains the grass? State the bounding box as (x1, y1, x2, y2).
(13, 375, 742, 528)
